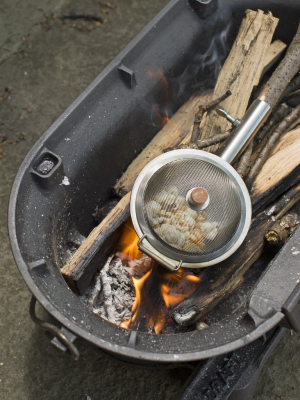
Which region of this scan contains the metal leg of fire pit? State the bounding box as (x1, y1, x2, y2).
(177, 327, 285, 400)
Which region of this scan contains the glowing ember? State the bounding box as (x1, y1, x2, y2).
(118, 219, 201, 333)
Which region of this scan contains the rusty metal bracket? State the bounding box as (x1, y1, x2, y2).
(29, 296, 80, 360)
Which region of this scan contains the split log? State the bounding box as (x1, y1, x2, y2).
(250, 127, 300, 214)
(198, 10, 279, 153)
(169, 188, 300, 329)
(113, 92, 212, 197)
(246, 104, 300, 190)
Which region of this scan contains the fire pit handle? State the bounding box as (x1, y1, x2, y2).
(29, 296, 80, 361)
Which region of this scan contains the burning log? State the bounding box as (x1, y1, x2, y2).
(169, 186, 300, 329)
(198, 10, 279, 153)
(61, 192, 131, 293)
(61, 126, 300, 294)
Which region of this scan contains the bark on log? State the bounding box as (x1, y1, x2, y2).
(259, 23, 300, 109)
(265, 213, 298, 246)
(198, 10, 279, 153)
(196, 131, 231, 149)
(261, 40, 287, 77)
(236, 140, 253, 178)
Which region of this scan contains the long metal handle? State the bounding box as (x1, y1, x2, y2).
(217, 99, 271, 164)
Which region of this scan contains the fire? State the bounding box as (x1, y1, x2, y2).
(118, 220, 201, 333)
(118, 222, 143, 261)
(147, 69, 180, 140)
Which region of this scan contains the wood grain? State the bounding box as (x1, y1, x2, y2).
(199, 10, 279, 153)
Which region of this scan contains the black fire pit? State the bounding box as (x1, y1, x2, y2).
(9, 0, 300, 379)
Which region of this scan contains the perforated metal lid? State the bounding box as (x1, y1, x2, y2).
(130, 150, 251, 269)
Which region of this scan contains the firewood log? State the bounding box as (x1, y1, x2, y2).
(61, 193, 131, 294)
(259, 23, 300, 109)
(251, 127, 300, 215)
(198, 10, 279, 153)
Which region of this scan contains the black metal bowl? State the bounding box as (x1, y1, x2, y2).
(8, 0, 300, 364)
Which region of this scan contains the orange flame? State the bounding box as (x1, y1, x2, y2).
(118, 220, 202, 333)
(161, 284, 187, 308)
(147, 69, 180, 140)
(118, 222, 143, 261)
(185, 275, 201, 283)
(131, 269, 152, 317)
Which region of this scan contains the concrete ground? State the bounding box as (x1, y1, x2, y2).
(0, 1, 299, 399)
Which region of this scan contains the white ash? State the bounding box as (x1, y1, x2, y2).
(62, 228, 86, 265)
(61, 176, 70, 186)
(83, 255, 135, 325)
(197, 321, 209, 331)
